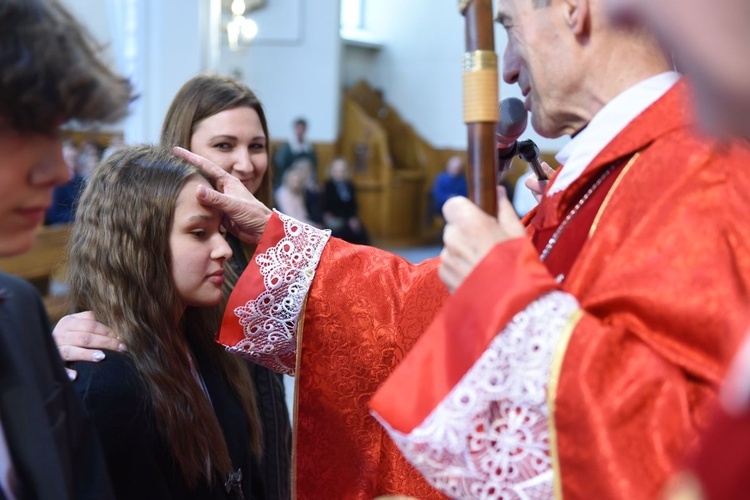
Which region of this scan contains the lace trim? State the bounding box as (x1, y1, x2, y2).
(374, 291, 579, 499)
(226, 211, 331, 375)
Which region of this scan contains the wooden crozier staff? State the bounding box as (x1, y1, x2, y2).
(460, 0, 498, 215)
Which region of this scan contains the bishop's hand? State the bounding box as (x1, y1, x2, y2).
(439, 186, 526, 293)
(174, 147, 272, 245)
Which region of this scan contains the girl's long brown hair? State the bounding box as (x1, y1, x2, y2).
(68, 146, 261, 488)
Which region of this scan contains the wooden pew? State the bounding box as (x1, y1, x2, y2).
(338, 81, 561, 246)
(0, 224, 71, 324)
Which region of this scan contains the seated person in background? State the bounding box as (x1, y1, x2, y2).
(273, 117, 317, 189)
(431, 154, 467, 215)
(45, 139, 85, 225)
(76, 140, 104, 178)
(274, 158, 321, 227)
(299, 158, 323, 225)
(321, 157, 369, 245)
(68, 145, 265, 499)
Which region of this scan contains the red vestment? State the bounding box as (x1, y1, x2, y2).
(219, 217, 448, 498)
(370, 81, 750, 498)
(665, 334, 750, 500)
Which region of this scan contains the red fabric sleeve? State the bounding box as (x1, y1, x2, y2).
(370, 236, 559, 433)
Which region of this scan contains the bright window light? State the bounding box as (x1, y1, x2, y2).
(341, 0, 364, 29)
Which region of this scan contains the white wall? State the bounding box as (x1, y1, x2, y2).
(357, 0, 567, 152)
(216, 0, 342, 143)
(61, 0, 565, 152)
(63, 0, 341, 144)
(140, 0, 206, 143)
(62, 0, 205, 143)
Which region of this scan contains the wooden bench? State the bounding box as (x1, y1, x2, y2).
(0, 224, 72, 324)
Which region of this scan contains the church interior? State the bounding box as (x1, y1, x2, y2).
(0, 0, 567, 326)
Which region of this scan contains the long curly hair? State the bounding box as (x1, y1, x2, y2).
(0, 0, 133, 134)
(160, 73, 273, 207)
(68, 145, 261, 488)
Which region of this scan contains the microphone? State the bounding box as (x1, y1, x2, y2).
(496, 98, 549, 181)
(496, 97, 528, 173)
(517, 139, 548, 181)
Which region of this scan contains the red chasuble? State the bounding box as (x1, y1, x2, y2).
(219, 216, 448, 498)
(370, 81, 750, 498)
(665, 335, 750, 500)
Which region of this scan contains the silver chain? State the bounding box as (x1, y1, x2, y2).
(539, 163, 619, 263)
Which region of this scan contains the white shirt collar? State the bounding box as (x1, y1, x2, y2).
(548, 71, 681, 195)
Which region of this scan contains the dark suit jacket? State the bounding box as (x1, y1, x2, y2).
(0, 272, 114, 500)
(45, 175, 84, 225)
(321, 180, 358, 220)
(320, 180, 369, 245)
(272, 142, 317, 189)
(72, 349, 266, 500)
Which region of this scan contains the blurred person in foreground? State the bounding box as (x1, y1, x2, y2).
(0, 0, 131, 498)
(604, 0, 750, 498)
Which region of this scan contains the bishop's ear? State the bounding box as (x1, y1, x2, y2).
(562, 0, 590, 37)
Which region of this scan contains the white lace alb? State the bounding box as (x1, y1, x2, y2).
(374, 291, 580, 499)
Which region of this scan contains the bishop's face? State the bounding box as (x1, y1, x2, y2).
(497, 0, 589, 138)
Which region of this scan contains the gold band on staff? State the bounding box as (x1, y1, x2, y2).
(463, 50, 498, 123)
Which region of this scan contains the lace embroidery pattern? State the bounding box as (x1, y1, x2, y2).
(227, 211, 331, 375)
(375, 291, 579, 499)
